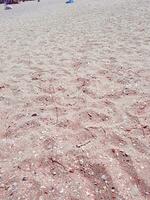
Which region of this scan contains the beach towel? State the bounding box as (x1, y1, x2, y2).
(66, 0, 74, 4)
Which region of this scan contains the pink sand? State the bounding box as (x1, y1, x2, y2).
(0, 0, 150, 199)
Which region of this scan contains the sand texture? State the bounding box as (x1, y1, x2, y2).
(0, 0, 150, 199)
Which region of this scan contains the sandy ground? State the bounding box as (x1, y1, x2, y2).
(0, 0, 150, 199)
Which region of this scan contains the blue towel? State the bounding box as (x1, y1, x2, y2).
(66, 0, 74, 4)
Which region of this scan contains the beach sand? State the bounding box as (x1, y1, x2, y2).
(0, 0, 150, 199)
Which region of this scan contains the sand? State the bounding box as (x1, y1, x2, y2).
(0, 0, 150, 199)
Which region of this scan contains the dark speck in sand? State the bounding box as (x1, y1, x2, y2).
(32, 113, 38, 117)
(22, 177, 27, 181)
